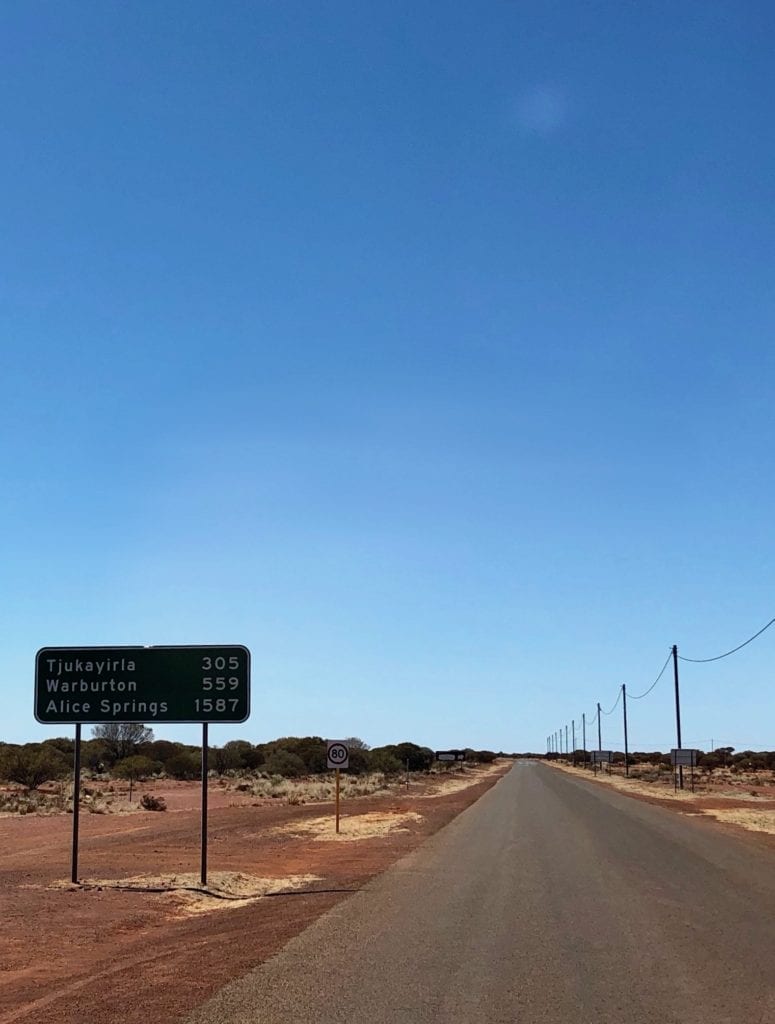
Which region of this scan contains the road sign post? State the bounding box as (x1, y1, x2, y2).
(71, 724, 81, 883)
(327, 741, 350, 833)
(591, 750, 613, 776)
(201, 722, 208, 885)
(671, 748, 698, 793)
(35, 645, 250, 884)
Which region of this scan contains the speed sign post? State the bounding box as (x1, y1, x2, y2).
(326, 741, 349, 833)
(34, 644, 250, 886)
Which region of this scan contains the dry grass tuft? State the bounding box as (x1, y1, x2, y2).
(228, 772, 394, 806)
(52, 871, 322, 915)
(699, 808, 775, 835)
(269, 810, 423, 842)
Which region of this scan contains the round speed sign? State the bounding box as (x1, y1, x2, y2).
(326, 741, 349, 769)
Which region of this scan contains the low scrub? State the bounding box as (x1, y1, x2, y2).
(229, 771, 393, 805)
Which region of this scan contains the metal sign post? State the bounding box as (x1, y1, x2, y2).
(71, 724, 82, 883)
(591, 750, 613, 776)
(326, 741, 350, 833)
(671, 749, 697, 793)
(201, 722, 209, 885)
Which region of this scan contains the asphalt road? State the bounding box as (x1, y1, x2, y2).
(187, 763, 775, 1024)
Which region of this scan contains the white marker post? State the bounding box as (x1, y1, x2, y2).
(326, 741, 350, 834)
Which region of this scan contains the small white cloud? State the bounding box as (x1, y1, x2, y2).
(515, 86, 566, 136)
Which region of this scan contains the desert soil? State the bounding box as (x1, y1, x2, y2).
(0, 763, 507, 1024)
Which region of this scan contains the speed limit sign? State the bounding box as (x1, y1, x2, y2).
(326, 740, 349, 770)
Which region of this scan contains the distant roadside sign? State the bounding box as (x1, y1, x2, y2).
(671, 748, 698, 768)
(34, 645, 250, 724)
(591, 750, 613, 764)
(436, 750, 466, 762)
(326, 740, 350, 770)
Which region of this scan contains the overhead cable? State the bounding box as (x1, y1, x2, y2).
(628, 650, 672, 700)
(600, 687, 623, 715)
(678, 616, 775, 663)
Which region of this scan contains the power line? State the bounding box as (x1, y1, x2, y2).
(629, 650, 672, 700)
(678, 616, 775, 663)
(600, 687, 623, 715)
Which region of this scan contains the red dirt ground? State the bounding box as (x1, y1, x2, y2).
(0, 765, 508, 1024)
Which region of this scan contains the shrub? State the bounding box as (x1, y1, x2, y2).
(368, 750, 403, 775)
(0, 744, 69, 790)
(473, 750, 498, 764)
(264, 749, 306, 778)
(165, 752, 201, 780)
(113, 756, 160, 782)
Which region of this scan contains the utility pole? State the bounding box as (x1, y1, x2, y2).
(572, 719, 576, 766)
(597, 702, 602, 752)
(672, 644, 683, 790)
(582, 712, 586, 768)
(622, 684, 629, 777)
(565, 724, 568, 758)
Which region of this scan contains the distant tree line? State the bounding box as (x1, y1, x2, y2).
(545, 746, 775, 770)
(0, 727, 501, 790)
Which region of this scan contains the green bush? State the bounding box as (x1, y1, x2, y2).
(264, 749, 306, 778)
(165, 751, 201, 780)
(0, 744, 69, 790)
(368, 750, 404, 775)
(113, 756, 160, 782)
(473, 750, 497, 764)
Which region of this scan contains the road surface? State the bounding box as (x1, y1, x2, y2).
(188, 762, 775, 1023)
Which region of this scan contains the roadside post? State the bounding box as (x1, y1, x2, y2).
(35, 645, 250, 885)
(582, 713, 586, 768)
(672, 646, 684, 789)
(71, 723, 82, 884)
(671, 749, 697, 793)
(201, 722, 208, 885)
(597, 702, 602, 753)
(591, 750, 613, 775)
(622, 684, 629, 777)
(326, 741, 349, 833)
(572, 720, 576, 766)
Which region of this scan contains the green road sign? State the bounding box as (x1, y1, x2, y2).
(35, 645, 250, 724)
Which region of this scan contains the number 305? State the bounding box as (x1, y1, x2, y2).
(202, 656, 240, 670)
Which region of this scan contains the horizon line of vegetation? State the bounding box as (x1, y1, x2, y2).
(0, 726, 505, 790)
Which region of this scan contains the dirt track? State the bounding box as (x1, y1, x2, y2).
(0, 765, 507, 1024)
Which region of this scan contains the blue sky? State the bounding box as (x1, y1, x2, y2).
(3, 1, 775, 752)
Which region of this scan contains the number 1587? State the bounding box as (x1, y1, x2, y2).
(195, 698, 239, 713)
